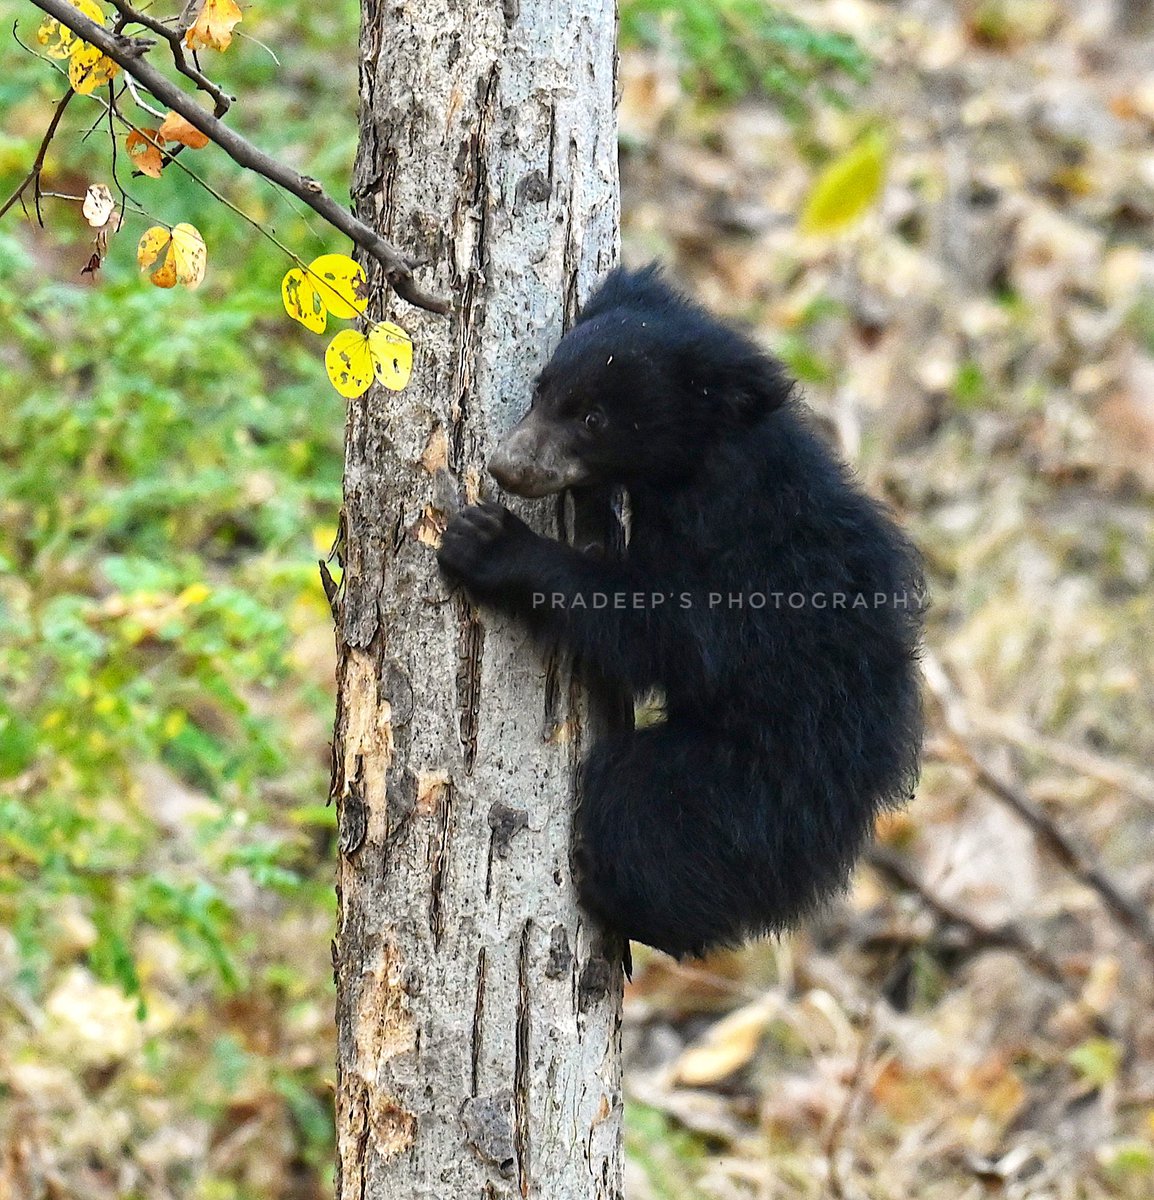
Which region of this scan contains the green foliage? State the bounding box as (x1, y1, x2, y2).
(0, 235, 341, 996)
(0, 0, 354, 1003)
(1129, 288, 1154, 354)
(619, 0, 870, 113)
(0, 9, 353, 1183)
(625, 1103, 711, 1200)
(952, 358, 990, 409)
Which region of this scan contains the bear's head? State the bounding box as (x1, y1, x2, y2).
(489, 299, 792, 498)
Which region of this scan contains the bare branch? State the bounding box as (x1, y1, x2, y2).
(0, 86, 74, 222)
(866, 845, 1119, 1039)
(25, 0, 451, 314)
(824, 1007, 878, 1200)
(924, 653, 1154, 963)
(967, 708, 1154, 808)
(104, 0, 232, 116)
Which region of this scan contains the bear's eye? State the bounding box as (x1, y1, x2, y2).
(584, 408, 607, 432)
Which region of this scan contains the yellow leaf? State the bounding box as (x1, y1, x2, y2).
(163, 711, 187, 738)
(37, 0, 106, 59)
(282, 268, 327, 334)
(177, 583, 211, 606)
(135, 225, 204, 290)
(184, 0, 243, 51)
(322, 323, 414, 397)
(368, 322, 413, 391)
(673, 998, 779, 1086)
(800, 129, 890, 237)
(126, 128, 165, 178)
(307, 254, 368, 319)
(36, 17, 80, 59)
(325, 330, 376, 399)
(158, 111, 210, 150)
(170, 223, 206, 289)
(311, 525, 338, 555)
(150, 244, 178, 289)
(137, 226, 171, 270)
(69, 43, 119, 94)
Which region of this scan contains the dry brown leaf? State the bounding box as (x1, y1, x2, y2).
(81, 183, 115, 227)
(184, 0, 243, 51)
(126, 128, 164, 178)
(673, 997, 779, 1086)
(870, 1059, 949, 1122)
(158, 111, 210, 150)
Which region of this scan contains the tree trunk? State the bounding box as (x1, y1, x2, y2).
(330, 1, 623, 1198)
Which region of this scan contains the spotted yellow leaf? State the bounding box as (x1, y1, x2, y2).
(800, 129, 890, 237)
(368, 322, 413, 391)
(150, 246, 178, 289)
(37, 18, 79, 59)
(308, 254, 367, 319)
(69, 42, 119, 94)
(323, 323, 413, 397)
(282, 268, 327, 334)
(325, 330, 376, 398)
(170, 223, 206, 289)
(36, 0, 106, 59)
(184, 0, 243, 51)
(136, 223, 206, 290)
(137, 226, 171, 271)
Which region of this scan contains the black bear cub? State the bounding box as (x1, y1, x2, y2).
(438, 266, 924, 959)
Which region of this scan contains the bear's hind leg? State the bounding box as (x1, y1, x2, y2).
(573, 720, 754, 958)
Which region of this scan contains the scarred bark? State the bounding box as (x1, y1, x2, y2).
(330, 1, 623, 1197)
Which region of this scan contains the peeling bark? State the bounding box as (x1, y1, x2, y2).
(332, 1, 623, 1196)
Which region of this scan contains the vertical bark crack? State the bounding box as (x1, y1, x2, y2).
(471, 946, 487, 1096)
(428, 779, 455, 945)
(513, 920, 532, 1197)
(455, 601, 485, 771)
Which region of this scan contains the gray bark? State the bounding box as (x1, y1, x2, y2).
(330, 1, 623, 1198)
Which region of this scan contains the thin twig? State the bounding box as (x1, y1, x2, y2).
(923, 653, 1154, 964)
(0, 85, 74, 222)
(121, 71, 167, 120)
(967, 708, 1154, 808)
(866, 845, 1119, 1039)
(39, 190, 149, 221)
(105, 74, 134, 234)
(824, 1007, 878, 1200)
(18, 28, 413, 323)
(105, 0, 231, 116)
(25, 0, 451, 314)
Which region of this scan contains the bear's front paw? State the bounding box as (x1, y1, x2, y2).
(437, 501, 539, 597)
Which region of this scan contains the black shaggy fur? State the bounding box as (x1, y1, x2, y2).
(438, 266, 924, 959)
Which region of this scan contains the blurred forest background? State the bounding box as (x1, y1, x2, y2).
(2, 0, 1154, 1197)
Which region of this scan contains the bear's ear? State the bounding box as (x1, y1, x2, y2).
(579, 263, 676, 325)
(716, 349, 794, 425)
